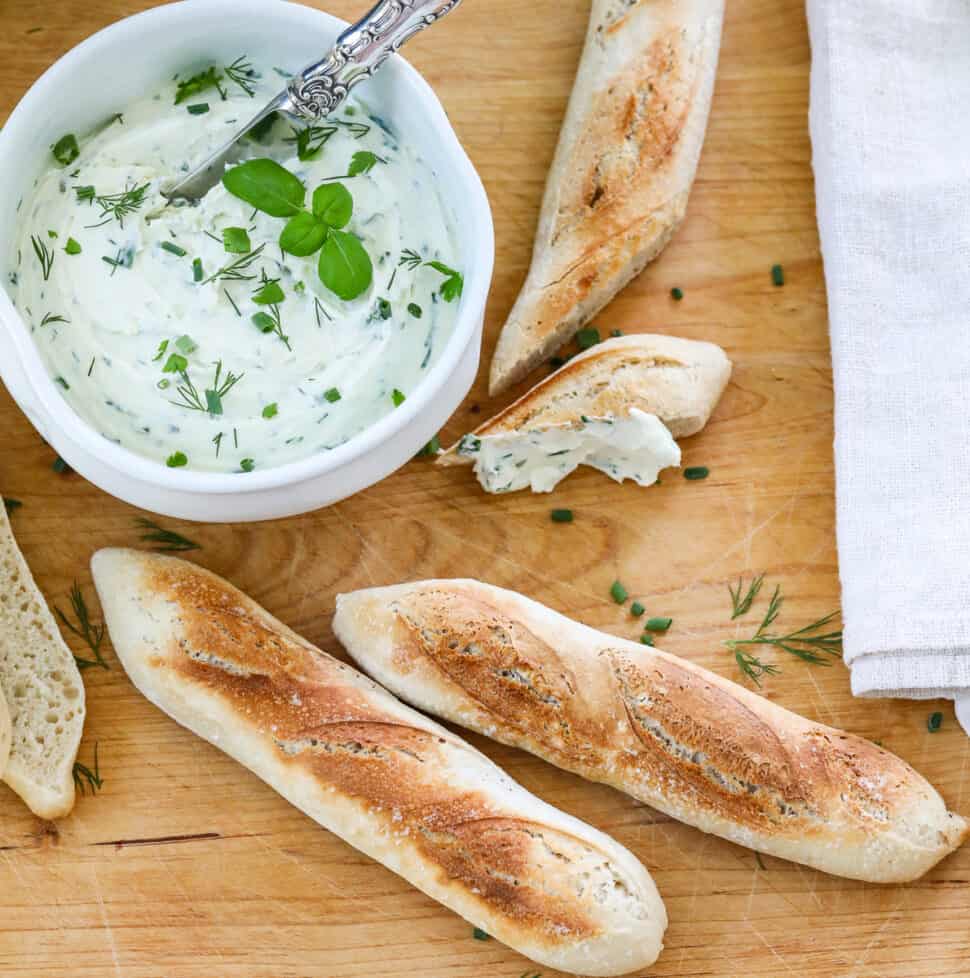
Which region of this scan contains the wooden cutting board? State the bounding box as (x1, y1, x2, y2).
(1, 2, 967, 976)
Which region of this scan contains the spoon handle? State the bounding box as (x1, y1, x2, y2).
(288, 0, 463, 120)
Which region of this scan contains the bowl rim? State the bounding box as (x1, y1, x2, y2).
(0, 0, 493, 494)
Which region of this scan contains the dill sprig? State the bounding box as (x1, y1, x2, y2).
(170, 360, 244, 414)
(31, 235, 54, 280)
(72, 743, 104, 796)
(399, 248, 422, 271)
(336, 118, 371, 139)
(284, 124, 337, 160)
(729, 573, 765, 620)
(224, 55, 257, 97)
(134, 517, 201, 553)
(81, 183, 150, 228)
(725, 583, 842, 684)
(56, 580, 109, 671)
(40, 312, 69, 327)
(202, 242, 265, 284)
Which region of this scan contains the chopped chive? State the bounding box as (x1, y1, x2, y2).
(192, 257, 204, 282)
(610, 328, 623, 337)
(174, 334, 197, 355)
(671, 287, 684, 301)
(644, 616, 672, 632)
(610, 580, 628, 604)
(166, 451, 188, 468)
(684, 466, 710, 481)
(630, 601, 645, 617)
(407, 302, 423, 318)
(928, 711, 943, 733)
(240, 458, 255, 472)
(262, 402, 278, 419)
(391, 389, 406, 407)
(640, 633, 655, 646)
(52, 456, 71, 474)
(64, 237, 82, 255)
(377, 297, 392, 320)
(472, 928, 490, 941)
(187, 103, 210, 115)
(550, 508, 573, 523)
(771, 263, 785, 287)
(575, 326, 601, 350)
(161, 240, 187, 257)
(54, 376, 70, 390)
(324, 387, 341, 403)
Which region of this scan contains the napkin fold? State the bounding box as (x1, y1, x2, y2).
(807, 0, 970, 733)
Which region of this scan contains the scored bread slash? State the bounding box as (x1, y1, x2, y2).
(0, 504, 85, 818)
(441, 334, 731, 494)
(488, 1, 726, 394)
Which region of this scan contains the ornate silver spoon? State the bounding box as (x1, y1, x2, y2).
(166, 0, 462, 203)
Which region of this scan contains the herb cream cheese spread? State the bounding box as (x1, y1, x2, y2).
(12, 58, 462, 473)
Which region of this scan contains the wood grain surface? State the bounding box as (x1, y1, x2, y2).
(1, 1, 968, 976)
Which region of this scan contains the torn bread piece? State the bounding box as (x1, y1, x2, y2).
(0, 505, 85, 818)
(443, 334, 730, 493)
(489, 0, 726, 394)
(334, 580, 969, 884)
(92, 549, 667, 977)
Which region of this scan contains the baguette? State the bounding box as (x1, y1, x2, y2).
(334, 580, 969, 883)
(0, 504, 85, 818)
(489, 0, 725, 394)
(91, 549, 666, 977)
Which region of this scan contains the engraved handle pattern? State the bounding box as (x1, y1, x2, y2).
(288, 0, 462, 120)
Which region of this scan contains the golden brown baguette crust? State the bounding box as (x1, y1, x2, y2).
(92, 550, 666, 977)
(441, 334, 730, 466)
(335, 581, 969, 883)
(489, 0, 725, 394)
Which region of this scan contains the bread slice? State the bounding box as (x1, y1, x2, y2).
(442, 335, 730, 492)
(489, 0, 725, 394)
(0, 505, 85, 818)
(0, 686, 10, 779)
(92, 549, 667, 976)
(334, 580, 969, 883)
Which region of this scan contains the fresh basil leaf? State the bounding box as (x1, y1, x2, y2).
(318, 230, 373, 301)
(279, 212, 328, 257)
(347, 150, 381, 177)
(222, 227, 252, 254)
(312, 183, 353, 229)
(223, 159, 305, 218)
(252, 279, 285, 305)
(52, 134, 80, 166)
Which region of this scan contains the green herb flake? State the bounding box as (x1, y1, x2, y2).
(671, 287, 684, 301)
(348, 150, 382, 176)
(416, 435, 441, 458)
(52, 134, 80, 166)
(55, 376, 70, 390)
(426, 260, 463, 302)
(324, 387, 342, 403)
(644, 616, 672, 632)
(166, 451, 188, 468)
(134, 517, 200, 552)
(640, 633, 655, 647)
(771, 263, 785, 287)
(72, 743, 104, 795)
(52, 456, 71, 474)
(193, 258, 204, 282)
(630, 601, 645, 617)
(610, 580, 628, 604)
(551, 509, 574, 524)
(240, 458, 255, 473)
(377, 298, 393, 320)
(3, 498, 23, 514)
(187, 103, 210, 116)
(575, 326, 601, 350)
(472, 928, 490, 942)
(391, 389, 406, 407)
(684, 466, 710, 481)
(928, 711, 943, 733)
(252, 278, 285, 305)
(222, 227, 252, 254)
(64, 237, 82, 255)
(161, 240, 187, 258)
(407, 302, 423, 318)
(262, 402, 279, 419)
(162, 353, 188, 374)
(153, 340, 169, 362)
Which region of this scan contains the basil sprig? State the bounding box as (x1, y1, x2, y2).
(222, 159, 372, 301)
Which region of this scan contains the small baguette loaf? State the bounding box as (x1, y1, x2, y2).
(334, 580, 969, 883)
(0, 504, 85, 818)
(92, 549, 666, 977)
(490, 0, 725, 394)
(441, 334, 731, 466)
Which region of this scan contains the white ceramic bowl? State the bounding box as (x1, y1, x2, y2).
(0, 0, 492, 523)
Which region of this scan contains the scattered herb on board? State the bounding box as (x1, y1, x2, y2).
(640, 633, 654, 646)
(928, 711, 943, 733)
(728, 573, 765, 620)
(684, 466, 710, 481)
(3, 498, 22, 514)
(550, 508, 573, 524)
(472, 928, 490, 941)
(52, 133, 80, 166)
(671, 286, 684, 301)
(52, 456, 72, 474)
(610, 580, 628, 604)
(644, 616, 672, 632)
(772, 263, 785, 287)
(56, 580, 109, 670)
(755, 852, 767, 871)
(630, 601, 645, 618)
(725, 582, 842, 685)
(134, 517, 201, 553)
(72, 742, 104, 796)
(575, 326, 600, 350)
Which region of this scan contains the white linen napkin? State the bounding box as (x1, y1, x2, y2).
(807, 0, 970, 733)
